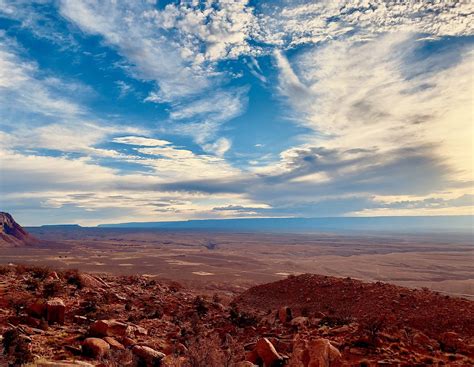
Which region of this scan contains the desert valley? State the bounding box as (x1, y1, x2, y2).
(0, 212, 473, 366)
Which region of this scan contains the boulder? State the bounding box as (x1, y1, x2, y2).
(245, 349, 259, 364)
(82, 337, 110, 358)
(103, 336, 125, 350)
(288, 336, 341, 367)
(278, 306, 293, 323)
(307, 338, 341, 367)
(288, 335, 310, 367)
(132, 345, 165, 366)
(46, 298, 65, 325)
(255, 338, 284, 366)
(89, 319, 129, 337)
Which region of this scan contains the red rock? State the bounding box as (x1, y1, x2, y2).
(288, 335, 310, 367)
(46, 298, 65, 325)
(255, 338, 283, 366)
(122, 336, 137, 347)
(82, 337, 110, 358)
(79, 274, 109, 289)
(245, 349, 259, 364)
(89, 319, 129, 337)
(27, 301, 46, 318)
(103, 336, 125, 350)
(307, 338, 341, 367)
(132, 345, 165, 365)
(278, 306, 292, 323)
(291, 316, 309, 327)
(289, 336, 341, 367)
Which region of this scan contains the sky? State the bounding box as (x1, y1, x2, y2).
(0, 0, 473, 226)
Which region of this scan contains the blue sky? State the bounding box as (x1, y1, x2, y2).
(0, 0, 473, 225)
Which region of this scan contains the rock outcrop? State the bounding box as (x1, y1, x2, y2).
(0, 212, 38, 247)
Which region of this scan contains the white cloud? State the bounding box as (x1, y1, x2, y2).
(59, 0, 248, 148)
(113, 136, 171, 147)
(0, 36, 84, 119)
(203, 137, 232, 157)
(257, 1, 474, 48)
(264, 33, 473, 215)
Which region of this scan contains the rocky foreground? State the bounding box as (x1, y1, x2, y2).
(0, 265, 473, 366)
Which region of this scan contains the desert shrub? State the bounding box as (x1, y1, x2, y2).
(168, 281, 184, 293)
(64, 269, 84, 289)
(25, 277, 41, 292)
(229, 303, 256, 328)
(2, 328, 34, 365)
(187, 333, 226, 367)
(30, 265, 51, 280)
(0, 265, 11, 275)
(358, 315, 387, 346)
(80, 299, 98, 316)
(43, 280, 62, 298)
(319, 314, 353, 327)
(193, 296, 208, 318)
(9, 297, 28, 316)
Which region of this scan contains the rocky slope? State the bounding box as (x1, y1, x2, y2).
(0, 212, 37, 247)
(0, 266, 473, 366)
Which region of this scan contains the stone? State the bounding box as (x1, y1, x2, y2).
(245, 349, 259, 364)
(27, 301, 46, 318)
(255, 338, 284, 367)
(288, 336, 342, 367)
(46, 298, 65, 325)
(89, 319, 129, 337)
(278, 306, 293, 323)
(307, 338, 341, 367)
(103, 336, 125, 350)
(291, 316, 309, 327)
(73, 315, 89, 325)
(79, 274, 109, 289)
(82, 337, 110, 358)
(132, 345, 166, 366)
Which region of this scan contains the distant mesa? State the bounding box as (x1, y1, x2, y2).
(0, 212, 38, 247)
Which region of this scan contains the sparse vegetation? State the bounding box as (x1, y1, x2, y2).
(2, 328, 34, 365)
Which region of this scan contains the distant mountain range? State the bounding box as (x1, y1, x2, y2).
(97, 215, 473, 233)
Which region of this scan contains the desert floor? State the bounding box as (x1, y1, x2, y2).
(1, 228, 472, 297)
